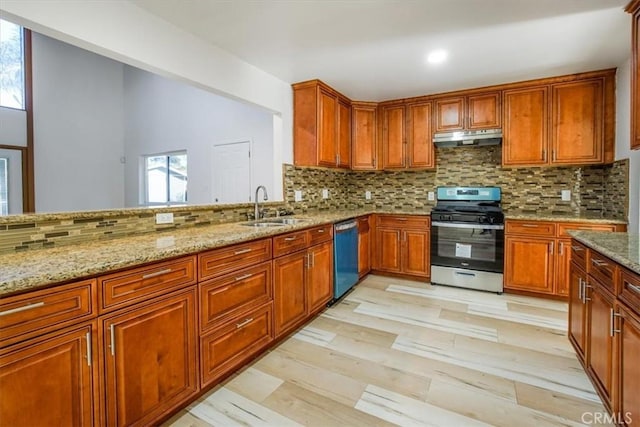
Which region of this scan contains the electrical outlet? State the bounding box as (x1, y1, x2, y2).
(428, 191, 435, 201)
(322, 189, 329, 199)
(561, 190, 571, 201)
(155, 212, 174, 224)
(365, 191, 372, 200)
(294, 190, 303, 202)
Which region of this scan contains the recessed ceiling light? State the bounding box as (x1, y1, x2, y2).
(426, 49, 448, 65)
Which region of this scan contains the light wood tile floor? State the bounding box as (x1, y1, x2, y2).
(166, 275, 611, 427)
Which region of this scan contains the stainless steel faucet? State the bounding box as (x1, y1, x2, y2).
(254, 185, 268, 220)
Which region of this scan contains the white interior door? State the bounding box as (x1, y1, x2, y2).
(0, 148, 23, 215)
(212, 140, 251, 203)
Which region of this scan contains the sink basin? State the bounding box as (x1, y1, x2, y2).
(240, 217, 309, 227)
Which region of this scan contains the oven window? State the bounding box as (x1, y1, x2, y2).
(436, 227, 497, 262)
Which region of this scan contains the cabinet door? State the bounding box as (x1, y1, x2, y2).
(103, 289, 198, 427)
(273, 251, 307, 337)
(351, 104, 378, 170)
(307, 241, 334, 313)
(555, 239, 571, 296)
(382, 105, 406, 169)
(551, 79, 603, 165)
(337, 99, 351, 168)
(403, 229, 429, 277)
(502, 86, 548, 166)
(358, 217, 371, 278)
(617, 305, 640, 422)
(434, 97, 464, 132)
(318, 89, 337, 167)
(504, 236, 555, 294)
(375, 227, 402, 273)
(407, 102, 434, 169)
(467, 92, 501, 129)
(587, 281, 615, 409)
(568, 263, 587, 363)
(0, 322, 97, 427)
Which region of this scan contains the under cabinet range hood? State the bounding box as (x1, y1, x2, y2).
(433, 128, 502, 147)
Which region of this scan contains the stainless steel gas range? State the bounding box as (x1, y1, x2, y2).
(430, 186, 504, 294)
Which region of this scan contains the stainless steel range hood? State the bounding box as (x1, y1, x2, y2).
(433, 128, 502, 147)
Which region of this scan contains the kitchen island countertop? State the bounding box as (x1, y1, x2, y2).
(569, 231, 640, 275)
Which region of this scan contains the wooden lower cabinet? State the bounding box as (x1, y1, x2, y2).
(0, 321, 98, 427)
(273, 251, 308, 337)
(200, 303, 273, 387)
(102, 289, 198, 427)
(504, 236, 555, 294)
(358, 216, 371, 277)
(586, 279, 616, 410)
(616, 304, 640, 423)
(373, 215, 430, 279)
(307, 241, 334, 314)
(375, 227, 402, 273)
(568, 263, 588, 363)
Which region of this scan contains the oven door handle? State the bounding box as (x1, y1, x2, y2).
(431, 221, 504, 230)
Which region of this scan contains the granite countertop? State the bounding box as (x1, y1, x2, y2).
(504, 211, 628, 224)
(569, 231, 640, 275)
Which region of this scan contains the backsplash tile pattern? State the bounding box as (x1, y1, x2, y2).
(0, 147, 629, 254)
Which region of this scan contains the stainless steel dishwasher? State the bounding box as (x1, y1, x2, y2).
(333, 219, 359, 301)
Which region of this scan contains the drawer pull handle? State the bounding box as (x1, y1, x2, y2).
(591, 259, 608, 267)
(521, 224, 538, 228)
(583, 283, 592, 302)
(0, 301, 45, 316)
(142, 269, 172, 279)
(549, 242, 554, 255)
(559, 241, 564, 256)
(578, 278, 583, 302)
(627, 283, 640, 294)
(571, 246, 584, 251)
(109, 324, 115, 356)
(234, 248, 252, 255)
(85, 332, 92, 366)
(610, 309, 622, 336)
(395, 218, 408, 221)
(235, 274, 252, 281)
(315, 229, 325, 233)
(236, 318, 253, 329)
(284, 236, 298, 241)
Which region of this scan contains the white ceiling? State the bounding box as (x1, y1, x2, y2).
(131, 0, 630, 101)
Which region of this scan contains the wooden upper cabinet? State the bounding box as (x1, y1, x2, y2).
(381, 104, 406, 169)
(351, 102, 378, 170)
(407, 102, 435, 168)
(627, 0, 640, 150)
(293, 80, 351, 168)
(551, 79, 603, 165)
(434, 92, 500, 132)
(502, 86, 548, 166)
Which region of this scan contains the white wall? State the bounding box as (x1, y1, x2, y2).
(0, 0, 292, 200)
(123, 66, 274, 206)
(0, 107, 27, 147)
(32, 33, 125, 212)
(616, 58, 640, 234)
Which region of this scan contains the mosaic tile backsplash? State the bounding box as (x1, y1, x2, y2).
(0, 146, 630, 254)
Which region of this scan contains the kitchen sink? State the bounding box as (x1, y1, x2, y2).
(240, 217, 310, 227)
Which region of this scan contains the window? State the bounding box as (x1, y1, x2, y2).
(144, 152, 187, 205)
(0, 158, 8, 215)
(0, 19, 25, 109)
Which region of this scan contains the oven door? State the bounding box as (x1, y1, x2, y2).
(430, 221, 504, 273)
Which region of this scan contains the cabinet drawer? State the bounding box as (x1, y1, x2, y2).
(200, 302, 273, 387)
(199, 261, 272, 332)
(273, 230, 309, 257)
(308, 224, 333, 246)
(619, 268, 640, 315)
(505, 220, 556, 236)
(199, 239, 272, 281)
(376, 215, 429, 229)
(588, 251, 617, 295)
(99, 256, 196, 313)
(570, 240, 589, 270)
(0, 280, 97, 347)
(557, 222, 619, 238)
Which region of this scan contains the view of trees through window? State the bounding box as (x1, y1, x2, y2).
(0, 19, 25, 110)
(145, 152, 187, 205)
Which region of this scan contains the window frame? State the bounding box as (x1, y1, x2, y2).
(142, 151, 188, 206)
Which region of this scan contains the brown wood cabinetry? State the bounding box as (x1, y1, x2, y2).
(434, 92, 500, 132)
(502, 86, 548, 166)
(407, 102, 434, 168)
(351, 102, 378, 170)
(381, 103, 406, 169)
(505, 220, 625, 297)
(626, 0, 640, 150)
(199, 239, 271, 281)
(293, 80, 351, 168)
(102, 289, 198, 427)
(358, 216, 372, 278)
(373, 215, 430, 279)
(569, 240, 640, 422)
(0, 322, 99, 427)
(273, 250, 308, 337)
